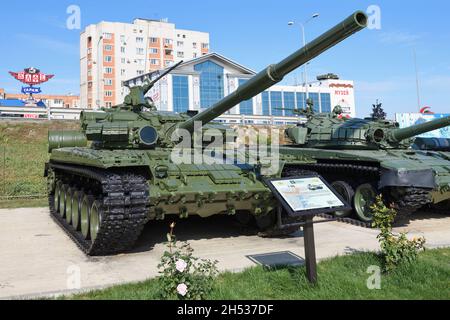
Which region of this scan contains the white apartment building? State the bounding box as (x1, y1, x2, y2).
(80, 18, 210, 109)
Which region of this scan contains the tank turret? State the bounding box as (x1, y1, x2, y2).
(286, 111, 450, 150)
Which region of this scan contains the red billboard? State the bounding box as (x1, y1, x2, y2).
(9, 67, 54, 86)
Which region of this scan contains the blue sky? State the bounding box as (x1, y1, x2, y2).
(0, 0, 449, 117)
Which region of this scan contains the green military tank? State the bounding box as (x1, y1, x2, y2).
(45, 11, 368, 255)
(281, 106, 450, 223)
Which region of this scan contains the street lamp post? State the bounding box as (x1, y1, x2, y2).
(288, 13, 320, 104)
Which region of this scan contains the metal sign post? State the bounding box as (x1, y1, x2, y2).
(265, 175, 351, 284)
(303, 215, 317, 284)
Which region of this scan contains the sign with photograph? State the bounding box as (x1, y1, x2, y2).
(265, 175, 350, 217)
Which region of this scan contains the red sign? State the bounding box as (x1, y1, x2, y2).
(24, 114, 39, 119)
(9, 67, 54, 86)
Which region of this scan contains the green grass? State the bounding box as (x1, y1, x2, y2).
(69, 248, 450, 300)
(0, 198, 48, 209)
(0, 121, 78, 199)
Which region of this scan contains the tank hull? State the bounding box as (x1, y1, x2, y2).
(46, 147, 276, 255)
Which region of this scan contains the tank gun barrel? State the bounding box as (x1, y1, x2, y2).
(142, 60, 184, 95)
(388, 115, 450, 143)
(178, 11, 368, 132)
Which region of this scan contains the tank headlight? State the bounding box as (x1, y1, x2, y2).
(138, 126, 158, 146)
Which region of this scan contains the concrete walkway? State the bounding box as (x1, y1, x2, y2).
(0, 207, 448, 299)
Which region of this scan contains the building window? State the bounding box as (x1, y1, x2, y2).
(296, 92, 306, 110)
(54, 99, 63, 104)
(106, 102, 112, 108)
(105, 91, 113, 97)
(270, 91, 283, 116)
(177, 41, 184, 47)
(120, 35, 126, 43)
(165, 49, 173, 56)
(87, 48, 92, 55)
(105, 79, 113, 86)
(193, 42, 197, 49)
(164, 39, 173, 45)
(193, 53, 197, 58)
(136, 59, 145, 66)
(121, 58, 126, 64)
(172, 75, 189, 113)
(137, 70, 144, 75)
(104, 45, 113, 51)
(136, 37, 144, 43)
(283, 92, 295, 116)
(103, 33, 113, 40)
(320, 93, 331, 113)
(150, 48, 158, 54)
(121, 69, 126, 76)
(150, 59, 159, 65)
(104, 67, 113, 74)
(194, 61, 224, 109)
(121, 47, 126, 53)
(239, 79, 253, 115)
(177, 51, 184, 58)
(165, 61, 173, 67)
(201, 43, 209, 49)
(136, 48, 144, 55)
(149, 37, 158, 43)
(262, 92, 270, 116)
(309, 93, 320, 113)
(105, 56, 113, 62)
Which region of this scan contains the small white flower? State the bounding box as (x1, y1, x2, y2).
(177, 283, 188, 296)
(176, 259, 187, 273)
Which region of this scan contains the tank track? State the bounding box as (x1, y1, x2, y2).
(282, 164, 432, 227)
(49, 163, 149, 256)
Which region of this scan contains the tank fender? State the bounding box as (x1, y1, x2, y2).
(380, 168, 436, 189)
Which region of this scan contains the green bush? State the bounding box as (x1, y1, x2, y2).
(157, 223, 218, 300)
(371, 195, 426, 273)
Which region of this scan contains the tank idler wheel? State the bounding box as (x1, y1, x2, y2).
(331, 181, 354, 218)
(59, 184, 69, 219)
(354, 183, 377, 223)
(90, 200, 103, 242)
(65, 187, 75, 225)
(80, 194, 95, 240)
(72, 190, 83, 231)
(54, 182, 62, 214)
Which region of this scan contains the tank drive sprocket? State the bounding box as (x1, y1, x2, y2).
(48, 164, 149, 256)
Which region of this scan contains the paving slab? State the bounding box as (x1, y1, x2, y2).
(0, 207, 448, 299)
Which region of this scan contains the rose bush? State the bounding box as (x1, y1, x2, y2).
(158, 223, 219, 300)
(371, 195, 426, 273)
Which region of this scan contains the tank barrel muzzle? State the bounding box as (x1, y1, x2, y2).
(389, 115, 450, 142)
(178, 11, 368, 132)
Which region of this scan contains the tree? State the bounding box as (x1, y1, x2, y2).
(371, 100, 386, 120)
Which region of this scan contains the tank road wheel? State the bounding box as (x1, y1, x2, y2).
(65, 188, 75, 225)
(72, 190, 83, 231)
(89, 200, 103, 242)
(54, 182, 62, 214)
(59, 184, 69, 218)
(331, 181, 354, 218)
(80, 194, 94, 240)
(354, 183, 377, 222)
